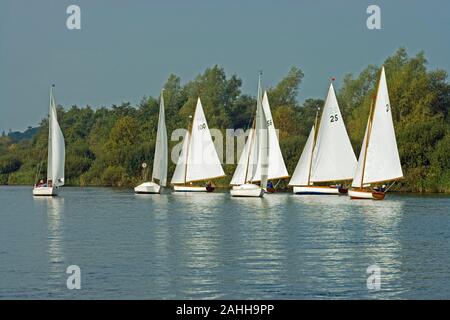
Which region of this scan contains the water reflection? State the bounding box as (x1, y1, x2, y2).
(33, 196, 66, 292)
(356, 198, 405, 298)
(167, 192, 226, 298)
(4, 186, 446, 299)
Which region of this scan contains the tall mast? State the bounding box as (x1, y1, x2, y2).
(247, 71, 263, 184)
(307, 104, 321, 185)
(360, 67, 383, 188)
(47, 84, 55, 184)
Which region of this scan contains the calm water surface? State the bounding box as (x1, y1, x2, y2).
(0, 186, 449, 299)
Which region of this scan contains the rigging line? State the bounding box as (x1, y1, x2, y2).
(274, 179, 282, 188)
(384, 180, 397, 193)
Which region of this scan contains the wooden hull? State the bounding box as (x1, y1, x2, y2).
(134, 182, 161, 194)
(33, 186, 58, 196)
(348, 189, 386, 200)
(230, 184, 264, 197)
(293, 186, 342, 195)
(173, 185, 209, 192)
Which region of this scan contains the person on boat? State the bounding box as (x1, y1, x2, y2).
(36, 179, 46, 187)
(267, 180, 274, 189)
(205, 180, 215, 192)
(374, 185, 386, 192)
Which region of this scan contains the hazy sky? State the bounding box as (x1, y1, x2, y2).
(0, 0, 449, 132)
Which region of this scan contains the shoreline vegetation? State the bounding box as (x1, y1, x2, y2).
(1, 48, 450, 193)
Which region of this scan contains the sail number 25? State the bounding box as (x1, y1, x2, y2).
(330, 114, 339, 122)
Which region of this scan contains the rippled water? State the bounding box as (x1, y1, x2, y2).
(0, 186, 449, 299)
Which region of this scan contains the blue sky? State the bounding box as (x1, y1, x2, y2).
(0, 0, 449, 132)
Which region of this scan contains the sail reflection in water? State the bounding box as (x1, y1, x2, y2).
(1, 186, 450, 299)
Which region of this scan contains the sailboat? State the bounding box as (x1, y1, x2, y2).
(348, 66, 403, 200)
(248, 90, 289, 192)
(171, 97, 225, 192)
(289, 82, 357, 195)
(33, 85, 65, 196)
(230, 74, 269, 197)
(134, 89, 168, 194)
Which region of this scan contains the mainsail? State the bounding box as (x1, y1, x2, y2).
(47, 87, 65, 187)
(171, 98, 225, 184)
(251, 91, 289, 181)
(254, 83, 269, 188)
(352, 66, 403, 188)
(151, 90, 168, 186)
(310, 83, 356, 182)
(229, 74, 269, 187)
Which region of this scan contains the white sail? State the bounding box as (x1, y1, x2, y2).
(47, 88, 65, 187)
(230, 128, 256, 185)
(185, 98, 225, 182)
(310, 83, 357, 182)
(253, 83, 269, 188)
(352, 66, 403, 187)
(152, 91, 168, 186)
(251, 91, 289, 181)
(288, 126, 315, 186)
(171, 130, 190, 184)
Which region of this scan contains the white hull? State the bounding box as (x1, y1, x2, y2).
(33, 186, 58, 196)
(173, 185, 208, 192)
(293, 186, 341, 195)
(348, 189, 385, 200)
(134, 182, 161, 194)
(230, 184, 264, 197)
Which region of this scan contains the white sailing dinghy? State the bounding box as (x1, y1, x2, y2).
(134, 90, 168, 194)
(33, 86, 65, 196)
(249, 91, 289, 193)
(289, 82, 357, 195)
(349, 66, 403, 200)
(171, 98, 225, 192)
(230, 74, 269, 197)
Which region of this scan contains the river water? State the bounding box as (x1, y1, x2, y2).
(0, 186, 449, 299)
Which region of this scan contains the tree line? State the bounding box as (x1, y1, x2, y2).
(1, 48, 449, 192)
